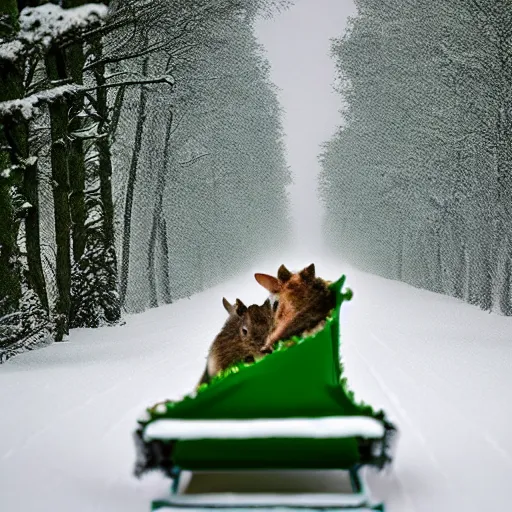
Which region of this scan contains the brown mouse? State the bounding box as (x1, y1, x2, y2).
(254, 263, 335, 353)
(197, 296, 274, 388)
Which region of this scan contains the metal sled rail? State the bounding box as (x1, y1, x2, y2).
(152, 465, 383, 511)
(153, 492, 379, 509)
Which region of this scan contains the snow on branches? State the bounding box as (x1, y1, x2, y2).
(0, 77, 174, 121)
(19, 3, 108, 48)
(0, 3, 108, 63)
(0, 39, 24, 62)
(0, 84, 80, 120)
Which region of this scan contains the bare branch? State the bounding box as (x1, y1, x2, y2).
(178, 153, 210, 166)
(81, 75, 175, 92)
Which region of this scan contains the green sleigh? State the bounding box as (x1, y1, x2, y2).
(133, 275, 398, 511)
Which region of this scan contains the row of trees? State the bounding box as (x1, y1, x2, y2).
(319, 0, 512, 315)
(0, 0, 292, 361)
(111, 9, 292, 312)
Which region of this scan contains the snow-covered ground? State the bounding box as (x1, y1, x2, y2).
(1, 253, 512, 512)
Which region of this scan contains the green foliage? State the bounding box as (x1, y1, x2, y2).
(0, 280, 50, 363)
(70, 232, 121, 328)
(0, 0, 19, 38)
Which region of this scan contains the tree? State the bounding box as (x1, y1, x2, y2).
(112, 0, 292, 312)
(1, 0, 293, 361)
(319, 0, 512, 314)
(0, 0, 25, 337)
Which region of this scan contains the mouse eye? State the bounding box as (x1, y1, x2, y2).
(273, 301, 279, 312)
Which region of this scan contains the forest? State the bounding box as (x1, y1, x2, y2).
(0, 0, 292, 362)
(319, 0, 512, 315)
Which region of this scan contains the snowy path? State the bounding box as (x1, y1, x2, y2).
(1, 255, 512, 512)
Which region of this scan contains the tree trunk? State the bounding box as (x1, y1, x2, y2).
(452, 234, 465, 300)
(396, 216, 404, 281)
(97, 138, 116, 254)
(1, 46, 48, 314)
(147, 212, 173, 307)
(158, 114, 173, 305)
(88, 36, 121, 323)
(93, 52, 116, 252)
(64, 0, 112, 264)
(147, 211, 159, 308)
(147, 111, 173, 308)
(462, 243, 470, 304)
(158, 215, 172, 304)
(45, 46, 72, 341)
(466, 225, 492, 310)
(0, 1, 22, 316)
(0, 160, 21, 316)
(21, 135, 49, 313)
(480, 222, 493, 312)
(66, 47, 87, 262)
(119, 54, 150, 306)
(109, 84, 125, 145)
(63, 0, 90, 263)
(198, 244, 204, 292)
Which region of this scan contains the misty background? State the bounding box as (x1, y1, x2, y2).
(1, 0, 512, 363)
(254, 0, 356, 254)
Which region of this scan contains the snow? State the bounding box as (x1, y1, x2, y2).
(0, 40, 24, 62)
(0, 3, 107, 63)
(1, 253, 512, 512)
(0, 84, 79, 120)
(143, 417, 385, 441)
(152, 491, 371, 508)
(19, 3, 108, 49)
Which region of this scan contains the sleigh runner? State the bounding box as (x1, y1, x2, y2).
(133, 275, 398, 511)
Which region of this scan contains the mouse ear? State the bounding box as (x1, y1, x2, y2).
(299, 263, 315, 281)
(222, 297, 234, 314)
(277, 264, 292, 282)
(235, 298, 247, 316)
(255, 273, 281, 293)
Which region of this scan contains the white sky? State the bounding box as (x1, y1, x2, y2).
(254, 0, 356, 254)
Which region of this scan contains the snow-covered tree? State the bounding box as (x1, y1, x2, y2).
(319, 0, 512, 314)
(0, 0, 52, 358)
(0, 0, 23, 322)
(112, 5, 292, 312)
(0, 0, 292, 360)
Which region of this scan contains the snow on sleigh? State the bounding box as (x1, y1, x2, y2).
(133, 275, 398, 511)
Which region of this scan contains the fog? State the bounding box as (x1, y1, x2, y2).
(254, 0, 356, 255)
